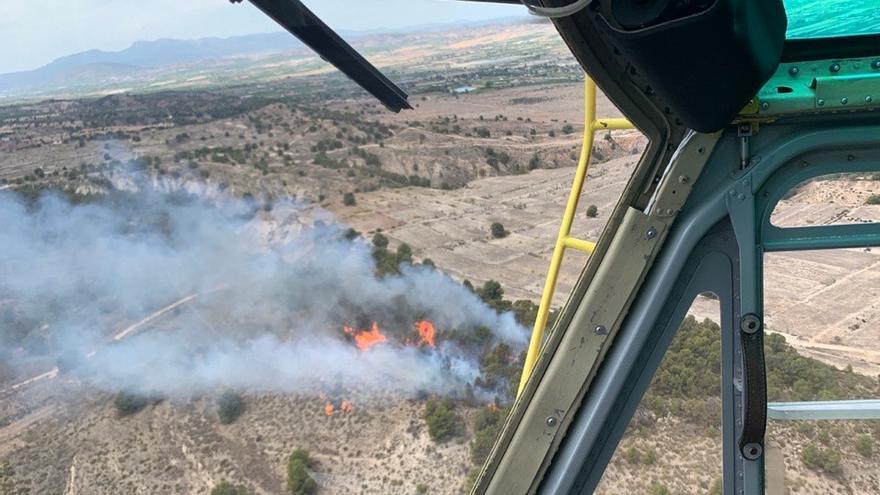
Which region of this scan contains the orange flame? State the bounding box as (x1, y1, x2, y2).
(340, 400, 353, 414)
(344, 322, 388, 351)
(324, 402, 335, 417)
(488, 402, 499, 413)
(415, 320, 436, 347)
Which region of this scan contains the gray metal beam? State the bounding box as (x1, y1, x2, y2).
(768, 400, 880, 421)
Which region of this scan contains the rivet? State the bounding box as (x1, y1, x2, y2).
(830, 63, 841, 73)
(678, 175, 690, 184)
(737, 193, 745, 201)
(644, 227, 658, 240)
(545, 416, 558, 427)
(761, 102, 770, 110)
(867, 96, 874, 103)
(788, 66, 799, 76)
(740, 314, 762, 334)
(817, 99, 825, 107)
(841, 97, 848, 105)
(872, 60, 880, 70)
(594, 325, 608, 336)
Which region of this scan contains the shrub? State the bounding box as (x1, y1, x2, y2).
(211, 480, 249, 495)
(585, 204, 598, 218)
(490, 222, 508, 239)
(217, 390, 245, 424)
(287, 449, 317, 495)
(372, 232, 389, 249)
(855, 434, 873, 458)
(343, 192, 356, 206)
(416, 483, 429, 494)
(396, 243, 413, 264)
(561, 124, 574, 134)
(801, 443, 842, 476)
(423, 397, 464, 442)
(113, 391, 149, 416)
(866, 194, 880, 205)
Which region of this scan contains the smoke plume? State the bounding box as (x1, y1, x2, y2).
(0, 189, 527, 397)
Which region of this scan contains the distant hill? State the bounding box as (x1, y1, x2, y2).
(0, 16, 530, 101)
(0, 32, 304, 98)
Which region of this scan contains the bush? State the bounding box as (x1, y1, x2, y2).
(423, 397, 464, 442)
(372, 232, 389, 249)
(855, 434, 873, 458)
(416, 483, 429, 494)
(113, 391, 149, 416)
(396, 243, 413, 264)
(866, 194, 880, 205)
(287, 449, 317, 495)
(490, 222, 508, 239)
(801, 443, 842, 476)
(217, 390, 245, 424)
(585, 204, 598, 218)
(343, 192, 356, 206)
(211, 480, 249, 495)
(561, 124, 574, 134)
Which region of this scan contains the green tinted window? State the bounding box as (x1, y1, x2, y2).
(785, 0, 880, 39)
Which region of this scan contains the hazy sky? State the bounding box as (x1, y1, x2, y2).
(0, 0, 526, 74)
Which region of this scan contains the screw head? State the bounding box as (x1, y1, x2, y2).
(817, 99, 825, 107)
(545, 416, 558, 427)
(788, 66, 799, 76)
(678, 175, 690, 184)
(872, 60, 880, 70)
(830, 63, 841, 73)
(841, 97, 849, 105)
(740, 314, 762, 334)
(644, 227, 658, 240)
(742, 443, 763, 460)
(761, 102, 770, 110)
(594, 325, 608, 336)
(867, 96, 874, 103)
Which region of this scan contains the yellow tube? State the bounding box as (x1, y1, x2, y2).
(515, 78, 635, 398)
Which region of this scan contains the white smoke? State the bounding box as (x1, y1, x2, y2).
(0, 189, 527, 397)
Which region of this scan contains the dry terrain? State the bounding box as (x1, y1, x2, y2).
(0, 18, 879, 495)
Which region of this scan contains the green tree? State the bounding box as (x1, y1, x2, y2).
(528, 154, 541, 170)
(490, 222, 508, 239)
(585, 204, 599, 218)
(478, 280, 504, 304)
(287, 449, 317, 495)
(372, 232, 389, 249)
(396, 243, 413, 264)
(217, 390, 245, 424)
(423, 397, 464, 442)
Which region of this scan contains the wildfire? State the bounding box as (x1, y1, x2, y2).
(343, 322, 388, 351)
(323, 399, 354, 417)
(488, 401, 499, 413)
(415, 320, 436, 347)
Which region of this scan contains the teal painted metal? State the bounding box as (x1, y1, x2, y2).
(756, 153, 880, 251)
(785, 0, 880, 39)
